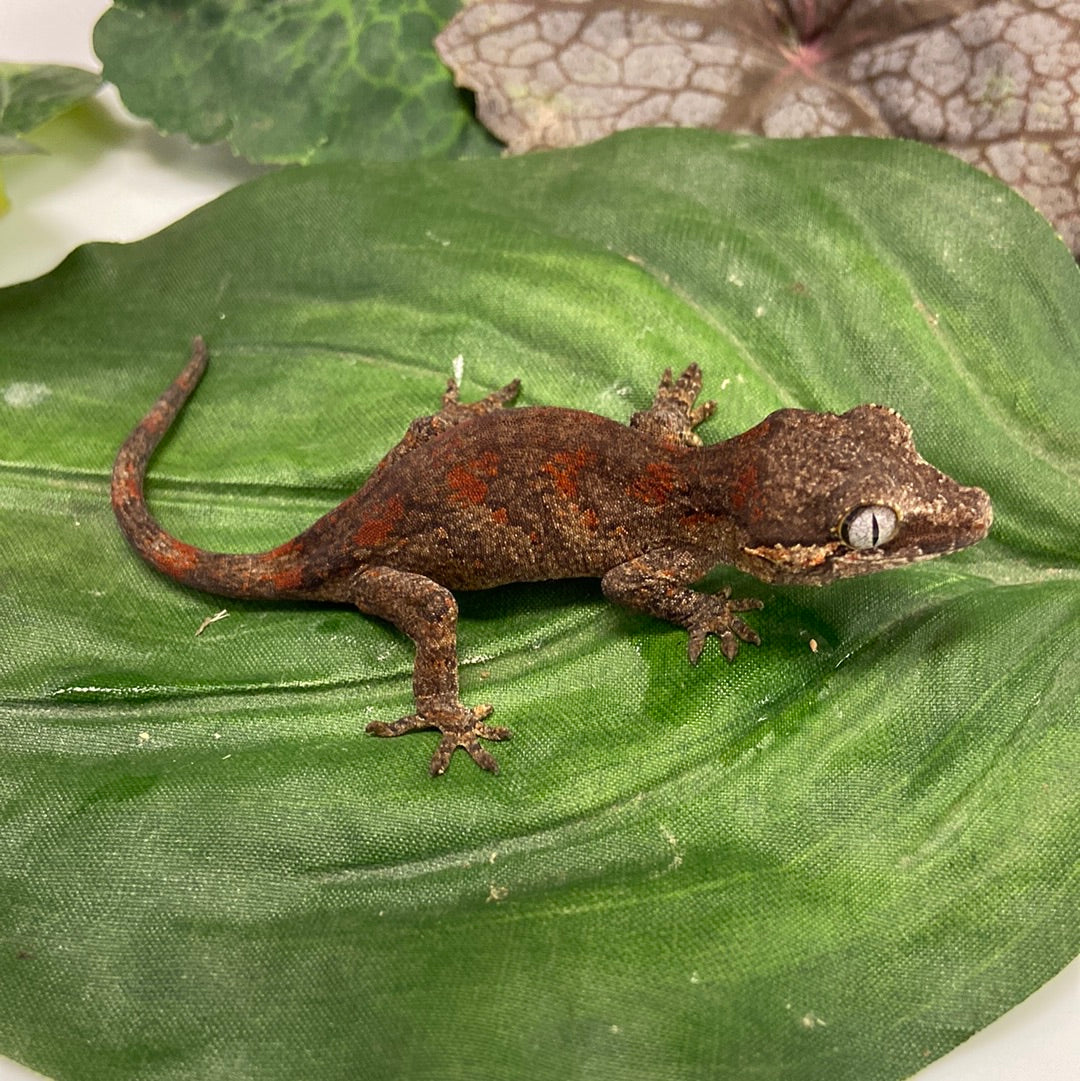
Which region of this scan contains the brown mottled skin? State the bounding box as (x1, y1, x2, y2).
(113, 338, 992, 775)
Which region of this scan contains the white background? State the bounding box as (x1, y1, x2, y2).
(1, 2, 1076, 1080)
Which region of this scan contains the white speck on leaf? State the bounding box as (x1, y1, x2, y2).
(656, 824, 683, 873)
(452, 353, 465, 385)
(3, 382, 51, 408)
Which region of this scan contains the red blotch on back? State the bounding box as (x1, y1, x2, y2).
(729, 462, 758, 512)
(354, 495, 405, 548)
(542, 447, 594, 498)
(680, 511, 721, 531)
(448, 451, 500, 506)
(629, 462, 677, 505)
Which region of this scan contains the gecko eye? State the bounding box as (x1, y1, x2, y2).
(839, 505, 898, 549)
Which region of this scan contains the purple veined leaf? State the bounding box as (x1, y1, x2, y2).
(435, 1, 979, 149)
(844, 3, 1080, 253)
(436, 1, 1080, 252)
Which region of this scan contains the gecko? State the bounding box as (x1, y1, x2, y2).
(112, 337, 992, 775)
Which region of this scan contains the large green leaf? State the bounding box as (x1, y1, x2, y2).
(93, 0, 496, 163)
(0, 131, 1076, 1081)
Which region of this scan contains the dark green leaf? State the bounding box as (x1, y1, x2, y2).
(93, 0, 497, 163)
(0, 131, 1076, 1081)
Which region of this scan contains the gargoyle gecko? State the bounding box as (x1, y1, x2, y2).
(112, 338, 992, 775)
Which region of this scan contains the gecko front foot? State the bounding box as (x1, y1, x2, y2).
(685, 588, 764, 664)
(366, 701, 510, 775)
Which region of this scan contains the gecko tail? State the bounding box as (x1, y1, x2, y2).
(111, 337, 304, 599)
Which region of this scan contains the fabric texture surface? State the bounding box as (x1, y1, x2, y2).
(0, 130, 1076, 1081)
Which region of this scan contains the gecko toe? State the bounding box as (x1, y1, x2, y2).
(368, 700, 508, 775)
(496, 378, 521, 403)
(366, 715, 424, 738)
(465, 740, 501, 773)
(684, 590, 763, 664)
(428, 724, 505, 776)
(731, 597, 765, 613)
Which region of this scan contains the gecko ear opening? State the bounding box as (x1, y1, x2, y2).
(839, 505, 898, 549)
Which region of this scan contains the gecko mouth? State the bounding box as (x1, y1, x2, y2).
(739, 539, 947, 584)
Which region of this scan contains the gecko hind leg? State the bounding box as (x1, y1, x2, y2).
(630, 363, 716, 447)
(372, 377, 521, 476)
(440, 376, 520, 417)
(341, 565, 510, 774)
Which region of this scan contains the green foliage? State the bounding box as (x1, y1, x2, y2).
(93, 0, 497, 163)
(0, 63, 101, 211)
(0, 62, 100, 142)
(0, 131, 1077, 1081)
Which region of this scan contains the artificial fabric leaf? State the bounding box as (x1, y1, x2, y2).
(0, 131, 1077, 1081)
(92, 0, 498, 164)
(0, 63, 101, 213)
(436, 0, 1080, 252)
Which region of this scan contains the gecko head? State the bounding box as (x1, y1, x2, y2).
(723, 405, 992, 586)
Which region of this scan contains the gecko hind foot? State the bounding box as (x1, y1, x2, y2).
(441, 377, 521, 416)
(631, 363, 716, 447)
(372, 378, 521, 476)
(686, 588, 764, 664)
(366, 701, 510, 775)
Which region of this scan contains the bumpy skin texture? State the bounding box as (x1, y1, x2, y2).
(113, 338, 992, 775)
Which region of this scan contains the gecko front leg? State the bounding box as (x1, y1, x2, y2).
(339, 565, 510, 774)
(602, 550, 763, 663)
